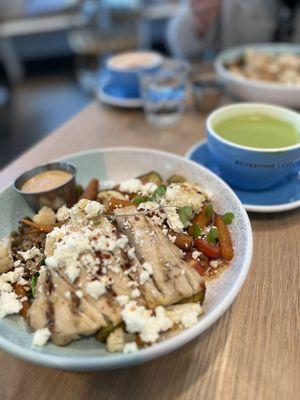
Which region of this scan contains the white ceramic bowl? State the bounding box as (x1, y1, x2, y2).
(0, 148, 253, 371)
(215, 43, 300, 108)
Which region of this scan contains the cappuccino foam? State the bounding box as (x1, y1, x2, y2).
(108, 52, 161, 71)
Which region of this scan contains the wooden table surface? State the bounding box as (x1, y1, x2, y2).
(0, 103, 299, 400)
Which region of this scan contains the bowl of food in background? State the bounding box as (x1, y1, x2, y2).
(215, 43, 300, 108)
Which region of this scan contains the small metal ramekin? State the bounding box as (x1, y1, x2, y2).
(14, 162, 77, 212)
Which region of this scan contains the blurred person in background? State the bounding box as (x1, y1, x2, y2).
(167, 0, 300, 59)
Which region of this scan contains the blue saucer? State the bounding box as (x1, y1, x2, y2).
(186, 140, 300, 213)
(97, 80, 142, 109)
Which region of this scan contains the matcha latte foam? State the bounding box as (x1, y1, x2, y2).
(213, 113, 300, 149)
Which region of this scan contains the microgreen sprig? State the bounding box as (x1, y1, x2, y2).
(207, 227, 219, 244)
(191, 224, 203, 238)
(222, 212, 235, 225)
(178, 206, 193, 224)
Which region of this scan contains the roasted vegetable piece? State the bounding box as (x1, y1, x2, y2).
(188, 210, 212, 235)
(22, 219, 54, 233)
(137, 171, 163, 186)
(185, 252, 210, 276)
(79, 179, 99, 200)
(0, 238, 14, 273)
(174, 233, 194, 250)
(95, 322, 115, 342)
(215, 214, 234, 261)
(107, 198, 134, 213)
(97, 190, 126, 207)
(167, 174, 186, 184)
(12, 283, 30, 318)
(194, 237, 221, 258)
(179, 291, 206, 305)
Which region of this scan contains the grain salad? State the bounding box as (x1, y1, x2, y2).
(0, 171, 235, 352)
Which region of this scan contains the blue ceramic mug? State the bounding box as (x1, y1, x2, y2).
(106, 51, 163, 98)
(206, 103, 300, 190)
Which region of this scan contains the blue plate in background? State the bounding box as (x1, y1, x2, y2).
(186, 140, 300, 213)
(97, 80, 143, 109)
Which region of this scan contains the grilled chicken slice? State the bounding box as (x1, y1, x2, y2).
(29, 216, 142, 346)
(114, 206, 205, 308)
(29, 268, 123, 345)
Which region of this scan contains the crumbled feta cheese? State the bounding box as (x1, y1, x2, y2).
(210, 260, 221, 268)
(137, 201, 158, 213)
(0, 291, 22, 318)
(115, 236, 128, 249)
(165, 183, 206, 213)
(13, 260, 21, 267)
(131, 288, 140, 298)
(0, 267, 25, 286)
(181, 310, 200, 328)
(127, 247, 136, 260)
(68, 199, 90, 222)
(162, 227, 168, 235)
(168, 235, 176, 243)
(121, 302, 173, 344)
(139, 182, 157, 195)
(122, 301, 151, 333)
(33, 328, 51, 346)
(18, 246, 42, 261)
(81, 253, 99, 271)
(33, 207, 56, 226)
(45, 231, 90, 279)
(139, 262, 153, 285)
(93, 236, 117, 252)
(56, 205, 70, 222)
(123, 342, 138, 354)
(86, 280, 106, 299)
(18, 277, 28, 286)
(192, 251, 202, 259)
(75, 290, 83, 298)
(165, 208, 184, 233)
(116, 295, 129, 306)
(149, 214, 163, 226)
(84, 201, 104, 218)
(166, 303, 202, 328)
(0, 279, 12, 292)
(64, 291, 71, 299)
(140, 306, 173, 343)
(65, 265, 80, 283)
(119, 179, 142, 194)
